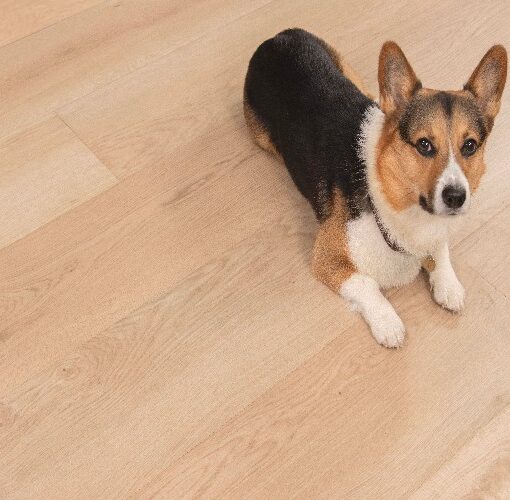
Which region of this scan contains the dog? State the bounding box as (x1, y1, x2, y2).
(244, 28, 507, 347)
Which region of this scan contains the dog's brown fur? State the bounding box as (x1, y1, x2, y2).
(312, 189, 356, 291)
(243, 98, 280, 157)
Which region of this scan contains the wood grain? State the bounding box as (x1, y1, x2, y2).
(0, 225, 358, 499)
(0, 0, 105, 48)
(138, 268, 510, 499)
(0, 0, 271, 140)
(0, 117, 116, 248)
(456, 204, 510, 296)
(0, 126, 304, 395)
(1, 0, 510, 498)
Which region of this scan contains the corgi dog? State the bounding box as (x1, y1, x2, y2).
(244, 28, 507, 347)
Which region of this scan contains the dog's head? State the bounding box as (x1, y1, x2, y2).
(376, 42, 507, 216)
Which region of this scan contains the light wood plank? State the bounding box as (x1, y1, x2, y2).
(456, 204, 510, 297)
(0, 117, 117, 248)
(412, 409, 510, 499)
(0, 0, 105, 48)
(0, 221, 358, 499)
(0, 0, 271, 140)
(0, 126, 302, 395)
(135, 267, 510, 499)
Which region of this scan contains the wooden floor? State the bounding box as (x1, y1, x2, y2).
(1, 1, 509, 498)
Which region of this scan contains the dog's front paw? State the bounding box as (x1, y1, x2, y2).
(431, 272, 465, 312)
(369, 307, 406, 348)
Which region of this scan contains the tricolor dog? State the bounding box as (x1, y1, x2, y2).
(244, 29, 507, 347)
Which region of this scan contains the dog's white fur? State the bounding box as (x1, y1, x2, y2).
(428, 242, 465, 312)
(340, 105, 465, 347)
(433, 145, 471, 216)
(341, 273, 405, 348)
(346, 212, 421, 289)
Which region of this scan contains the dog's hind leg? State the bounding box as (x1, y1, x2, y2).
(243, 97, 281, 158)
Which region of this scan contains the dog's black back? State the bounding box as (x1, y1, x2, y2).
(244, 28, 376, 219)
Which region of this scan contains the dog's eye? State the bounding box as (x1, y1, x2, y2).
(416, 138, 435, 157)
(461, 138, 478, 156)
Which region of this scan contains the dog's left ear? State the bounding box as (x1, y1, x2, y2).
(465, 45, 507, 124)
(378, 41, 421, 116)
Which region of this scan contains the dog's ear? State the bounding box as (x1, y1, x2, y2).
(464, 45, 507, 125)
(378, 41, 421, 116)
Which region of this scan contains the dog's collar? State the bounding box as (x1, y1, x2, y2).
(368, 197, 407, 253)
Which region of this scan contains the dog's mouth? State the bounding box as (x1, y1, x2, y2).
(444, 208, 464, 216)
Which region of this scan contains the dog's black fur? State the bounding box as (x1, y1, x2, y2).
(244, 28, 376, 220)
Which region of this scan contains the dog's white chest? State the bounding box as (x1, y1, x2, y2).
(346, 212, 421, 289)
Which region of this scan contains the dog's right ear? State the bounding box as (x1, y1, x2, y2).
(378, 41, 421, 116)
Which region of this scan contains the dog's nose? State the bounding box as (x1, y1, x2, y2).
(442, 185, 466, 209)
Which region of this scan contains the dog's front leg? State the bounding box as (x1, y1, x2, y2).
(428, 242, 465, 312)
(340, 274, 405, 348)
(312, 219, 405, 348)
